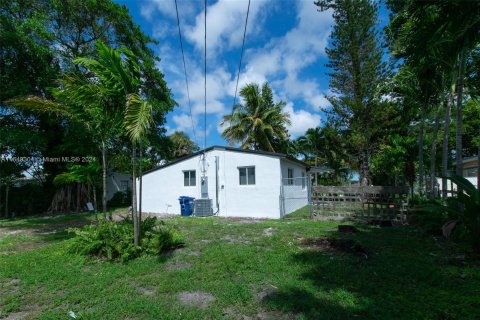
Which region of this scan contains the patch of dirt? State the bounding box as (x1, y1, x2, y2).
(0, 278, 21, 295)
(178, 291, 215, 309)
(136, 286, 156, 296)
(223, 307, 298, 320)
(0, 219, 93, 238)
(0, 303, 42, 320)
(35, 219, 94, 234)
(2, 311, 30, 320)
(256, 311, 299, 320)
(257, 284, 278, 300)
(263, 228, 275, 237)
(301, 237, 369, 259)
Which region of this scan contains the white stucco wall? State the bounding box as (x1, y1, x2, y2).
(137, 147, 289, 218)
(280, 159, 309, 216)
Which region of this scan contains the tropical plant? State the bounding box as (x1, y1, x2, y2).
(169, 131, 199, 158)
(386, 0, 480, 179)
(73, 42, 159, 245)
(221, 82, 290, 152)
(68, 217, 184, 262)
(422, 175, 480, 252)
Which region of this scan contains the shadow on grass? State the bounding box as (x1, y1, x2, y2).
(263, 225, 480, 319)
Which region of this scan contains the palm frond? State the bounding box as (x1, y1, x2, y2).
(6, 96, 70, 116)
(125, 94, 154, 143)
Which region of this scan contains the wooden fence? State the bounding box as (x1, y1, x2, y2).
(311, 186, 409, 220)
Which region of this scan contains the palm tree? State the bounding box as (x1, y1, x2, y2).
(75, 43, 157, 245)
(297, 127, 322, 185)
(7, 44, 126, 219)
(221, 83, 290, 152)
(387, 0, 480, 182)
(170, 131, 199, 158)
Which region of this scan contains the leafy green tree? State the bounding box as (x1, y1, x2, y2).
(386, 0, 480, 178)
(169, 132, 199, 159)
(316, 0, 388, 186)
(54, 162, 101, 213)
(63, 42, 165, 244)
(221, 83, 290, 152)
(1, 0, 174, 216)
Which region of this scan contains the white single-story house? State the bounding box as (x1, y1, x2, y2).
(137, 146, 309, 219)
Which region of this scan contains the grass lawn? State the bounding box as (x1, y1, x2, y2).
(1, 211, 479, 319)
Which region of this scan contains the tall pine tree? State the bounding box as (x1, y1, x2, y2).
(316, 0, 387, 185)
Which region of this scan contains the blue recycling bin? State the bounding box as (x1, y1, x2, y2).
(179, 196, 195, 216)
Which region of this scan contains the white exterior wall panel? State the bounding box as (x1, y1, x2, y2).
(280, 159, 309, 215)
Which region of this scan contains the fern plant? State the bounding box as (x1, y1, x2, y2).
(434, 175, 480, 252)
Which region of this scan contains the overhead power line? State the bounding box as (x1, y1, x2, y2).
(231, 0, 251, 115)
(204, 0, 207, 151)
(174, 0, 197, 146)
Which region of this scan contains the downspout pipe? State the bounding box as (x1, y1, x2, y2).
(214, 156, 220, 214)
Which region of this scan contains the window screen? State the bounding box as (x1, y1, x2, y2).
(239, 166, 255, 185)
(287, 168, 294, 185)
(184, 170, 196, 186)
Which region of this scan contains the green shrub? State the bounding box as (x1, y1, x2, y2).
(409, 196, 447, 234)
(107, 189, 132, 208)
(68, 217, 184, 262)
(419, 175, 480, 252)
(409, 206, 447, 235)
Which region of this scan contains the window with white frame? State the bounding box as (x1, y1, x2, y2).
(183, 170, 196, 186)
(239, 166, 255, 185)
(287, 168, 294, 185)
(302, 172, 306, 189)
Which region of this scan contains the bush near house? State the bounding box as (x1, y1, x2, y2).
(107, 190, 132, 208)
(68, 217, 184, 262)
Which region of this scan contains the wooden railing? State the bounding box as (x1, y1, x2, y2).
(311, 186, 409, 220)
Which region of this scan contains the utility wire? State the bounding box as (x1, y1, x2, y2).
(231, 0, 251, 117)
(174, 0, 197, 146)
(204, 0, 207, 151)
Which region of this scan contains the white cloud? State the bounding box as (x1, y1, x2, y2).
(154, 0, 333, 144)
(236, 1, 333, 111)
(152, 22, 174, 39)
(185, 0, 269, 56)
(140, 0, 197, 21)
(284, 103, 322, 138)
(172, 113, 196, 133)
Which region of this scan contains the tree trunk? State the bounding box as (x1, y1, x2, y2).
(359, 151, 370, 186)
(5, 185, 9, 218)
(76, 183, 81, 212)
(477, 138, 480, 189)
(418, 122, 425, 195)
(0, 183, 2, 218)
(429, 112, 440, 199)
(101, 140, 107, 220)
(442, 92, 453, 199)
(314, 156, 318, 186)
(132, 144, 140, 246)
(93, 185, 98, 221)
(456, 50, 466, 177)
(139, 141, 142, 224)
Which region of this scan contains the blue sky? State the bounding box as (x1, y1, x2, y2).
(117, 0, 389, 148)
